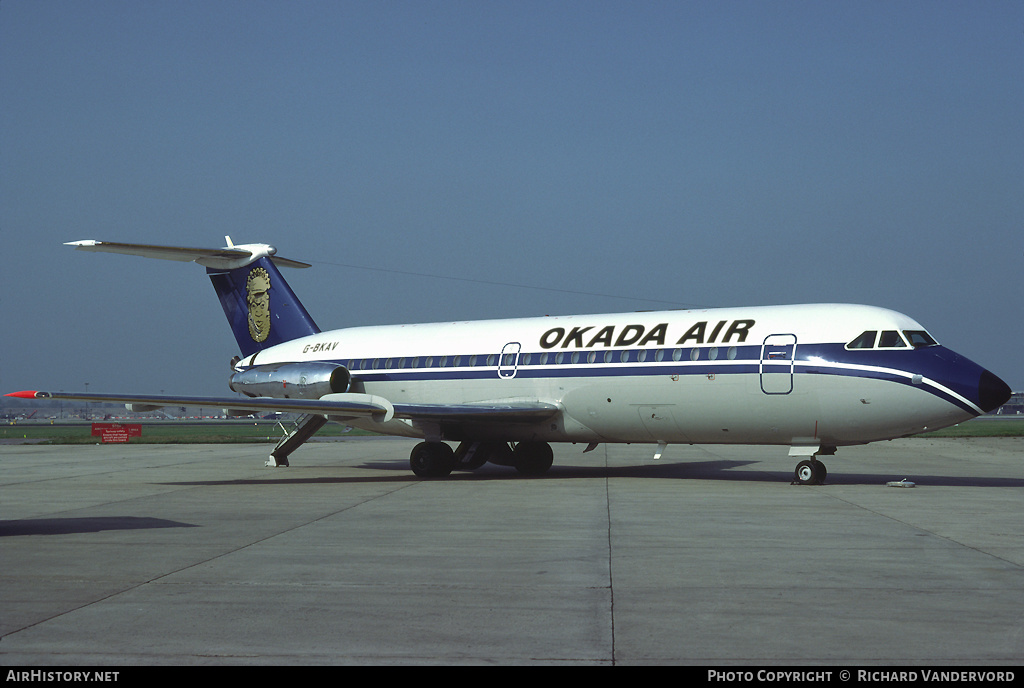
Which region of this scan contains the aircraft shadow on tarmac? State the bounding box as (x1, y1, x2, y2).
(160, 457, 1024, 488)
(160, 459, 763, 486)
(0, 516, 198, 537)
(363, 457, 1024, 487)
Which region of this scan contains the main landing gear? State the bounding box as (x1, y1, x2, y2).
(409, 441, 456, 478)
(409, 441, 554, 478)
(507, 442, 554, 476)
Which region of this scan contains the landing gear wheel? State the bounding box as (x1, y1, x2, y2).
(453, 442, 484, 470)
(513, 442, 554, 476)
(480, 441, 514, 467)
(794, 459, 826, 485)
(410, 442, 456, 478)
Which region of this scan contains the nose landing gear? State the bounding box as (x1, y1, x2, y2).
(791, 445, 834, 485)
(793, 458, 827, 485)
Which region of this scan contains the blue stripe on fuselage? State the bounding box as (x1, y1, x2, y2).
(255, 342, 982, 416)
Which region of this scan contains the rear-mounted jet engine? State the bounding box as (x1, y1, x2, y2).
(230, 362, 351, 399)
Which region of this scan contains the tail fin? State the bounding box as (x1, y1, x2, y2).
(66, 238, 320, 357)
(207, 256, 320, 356)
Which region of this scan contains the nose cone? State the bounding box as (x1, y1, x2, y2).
(978, 369, 1012, 413)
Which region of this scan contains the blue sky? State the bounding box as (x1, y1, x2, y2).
(2, 1, 1022, 396)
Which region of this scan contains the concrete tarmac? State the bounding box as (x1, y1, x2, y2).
(2, 436, 1022, 666)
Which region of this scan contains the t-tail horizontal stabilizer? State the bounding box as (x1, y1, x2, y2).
(65, 238, 321, 357)
(64, 238, 312, 270)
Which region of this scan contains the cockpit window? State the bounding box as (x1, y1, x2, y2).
(904, 330, 938, 348)
(847, 331, 877, 349)
(848, 329, 925, 350)
(878, 330, 908, 348)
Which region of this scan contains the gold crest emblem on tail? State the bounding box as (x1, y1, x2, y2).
(246, 267, 271, 342)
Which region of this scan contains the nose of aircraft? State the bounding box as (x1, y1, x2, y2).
(978, 369, 1012, 413)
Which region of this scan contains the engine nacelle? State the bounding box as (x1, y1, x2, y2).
(230, 362, 351, 400)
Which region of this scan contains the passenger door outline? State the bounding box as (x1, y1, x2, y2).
(498, 342, 521, 379)
(760, 333, 797, 395)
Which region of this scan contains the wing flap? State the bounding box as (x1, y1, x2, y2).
(392, 401, 558, 423)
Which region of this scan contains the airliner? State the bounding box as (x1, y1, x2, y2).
(7, 239, 1012, 483)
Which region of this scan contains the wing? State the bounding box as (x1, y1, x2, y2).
(5, 390, 558, 426)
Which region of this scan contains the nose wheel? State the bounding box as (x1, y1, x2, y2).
(793, 459, 827, 485)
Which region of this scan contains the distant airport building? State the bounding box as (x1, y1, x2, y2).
(995, 391, 1023, 415)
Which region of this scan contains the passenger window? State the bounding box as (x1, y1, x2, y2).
(878, 331, 907, 348)
(904, 330, 938, 348)
(847, 331, 877, 349)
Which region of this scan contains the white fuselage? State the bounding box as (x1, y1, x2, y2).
(237, 303, 986, 449)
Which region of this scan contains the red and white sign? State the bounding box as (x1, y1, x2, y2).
(91, 423, 142, 443)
